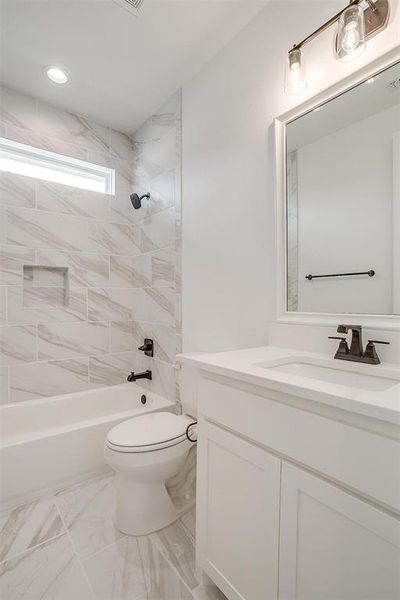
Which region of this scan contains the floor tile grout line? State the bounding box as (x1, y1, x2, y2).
(0, 530, 67, 566)
(0, 492, 66, 561)
(178, 516, 196, 547)
(51, 468, 126, 566)
(77, 533, 128, 564)
(136, 536, 155, 600)
(0, 490, 56, 517)
(148, 530, 199, 596)
(63, 505, 192, 565)
(60, 519, 198, 598)
(53, 493, 98, 600)
(138, 532, 196, 600)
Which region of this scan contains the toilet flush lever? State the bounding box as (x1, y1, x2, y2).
(186, 422, 198, 443)
(138, 338, 154, 357)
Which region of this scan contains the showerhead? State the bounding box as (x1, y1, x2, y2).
(130, 192, 150, 210)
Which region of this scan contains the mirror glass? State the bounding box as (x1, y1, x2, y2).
(286, 62, 400, 315)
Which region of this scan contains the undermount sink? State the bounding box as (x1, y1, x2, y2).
(256, 359, 399, 392)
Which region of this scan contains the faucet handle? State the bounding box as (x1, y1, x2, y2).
(363, 340, 389, 365)
(328, 336, 349, 357)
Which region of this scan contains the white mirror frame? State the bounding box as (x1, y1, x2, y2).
(275, 47, 400, 332)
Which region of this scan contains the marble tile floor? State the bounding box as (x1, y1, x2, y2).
(0, 471, 225, 600)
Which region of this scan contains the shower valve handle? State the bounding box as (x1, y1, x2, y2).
(138, 338, 154, 357)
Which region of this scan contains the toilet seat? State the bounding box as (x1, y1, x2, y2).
(106, 412, 192, 453)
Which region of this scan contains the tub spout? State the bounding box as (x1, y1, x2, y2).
(127, 370, 152, 382)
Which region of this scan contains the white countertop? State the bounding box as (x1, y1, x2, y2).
(177, 346, 400, 426)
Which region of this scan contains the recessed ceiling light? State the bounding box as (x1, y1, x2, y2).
(46, 66, 69, 84)
(366, 77, 375, 84)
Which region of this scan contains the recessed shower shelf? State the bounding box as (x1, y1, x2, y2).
(22, 265, 69, 308)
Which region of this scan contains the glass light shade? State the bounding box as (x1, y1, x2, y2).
(336, 4, 366, 62)
(285, 48, 307, 94)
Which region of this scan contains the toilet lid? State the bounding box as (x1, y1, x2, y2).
(106, 412, 192, 450)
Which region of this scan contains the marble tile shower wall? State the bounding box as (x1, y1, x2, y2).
(0, 86, 182, 404)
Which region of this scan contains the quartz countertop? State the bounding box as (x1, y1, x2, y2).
(177, 346, 400, 426)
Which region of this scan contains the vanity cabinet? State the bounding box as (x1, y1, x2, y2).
(197, 420, 280, 600)
(194, 374, 400, 600)
(279, 463, 400, 600)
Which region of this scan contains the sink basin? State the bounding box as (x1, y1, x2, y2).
(256, 359, 399, 391)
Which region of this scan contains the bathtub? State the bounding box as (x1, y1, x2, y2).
(0, 383, 174, 507)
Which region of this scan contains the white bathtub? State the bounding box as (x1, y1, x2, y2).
(0, 384, 174, 507)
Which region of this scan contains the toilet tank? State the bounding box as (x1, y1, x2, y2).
(178, 364, 199, 418)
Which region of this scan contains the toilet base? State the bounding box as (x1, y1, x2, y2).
(114, 473, 178, 536)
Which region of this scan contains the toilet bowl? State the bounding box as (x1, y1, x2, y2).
(104, 411, 193, 536)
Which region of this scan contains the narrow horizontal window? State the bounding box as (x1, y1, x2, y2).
(0, 137, 115, 194)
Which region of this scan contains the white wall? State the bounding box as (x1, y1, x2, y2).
(182, 0, 400, 361)
(296, 104, 399, 315)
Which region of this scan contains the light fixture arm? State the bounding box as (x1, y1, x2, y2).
(289, 0, 387, 53)
(365, 0, 378, 10)
(292, 1, 361, 51)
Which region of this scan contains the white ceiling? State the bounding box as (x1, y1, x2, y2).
(0, 0, 267, 133)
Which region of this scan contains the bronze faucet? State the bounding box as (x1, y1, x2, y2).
(329, 325, 389, 365)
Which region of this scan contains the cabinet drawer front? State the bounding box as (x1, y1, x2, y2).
(279, 463, 400, 600)
(197, 420, 280, 600)
(198, 375, 400, 513)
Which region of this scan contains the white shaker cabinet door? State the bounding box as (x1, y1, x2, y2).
(197, 420, 281, 600)
(279, 463, 400, 600)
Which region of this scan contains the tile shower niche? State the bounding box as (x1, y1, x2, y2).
(23, 265, 70, 309)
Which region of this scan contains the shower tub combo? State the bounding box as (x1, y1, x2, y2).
(0, 383, 174, 507)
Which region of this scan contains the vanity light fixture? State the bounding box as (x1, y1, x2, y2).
(45, 66, 69, 84)
(285, 0, 390, 94)
(285, 48, 307, 94)
(336, 4, 366, 62)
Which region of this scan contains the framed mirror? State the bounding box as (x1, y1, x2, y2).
(275, 52, 400, 329)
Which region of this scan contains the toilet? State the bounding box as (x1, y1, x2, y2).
(104, 411, 194, 536)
